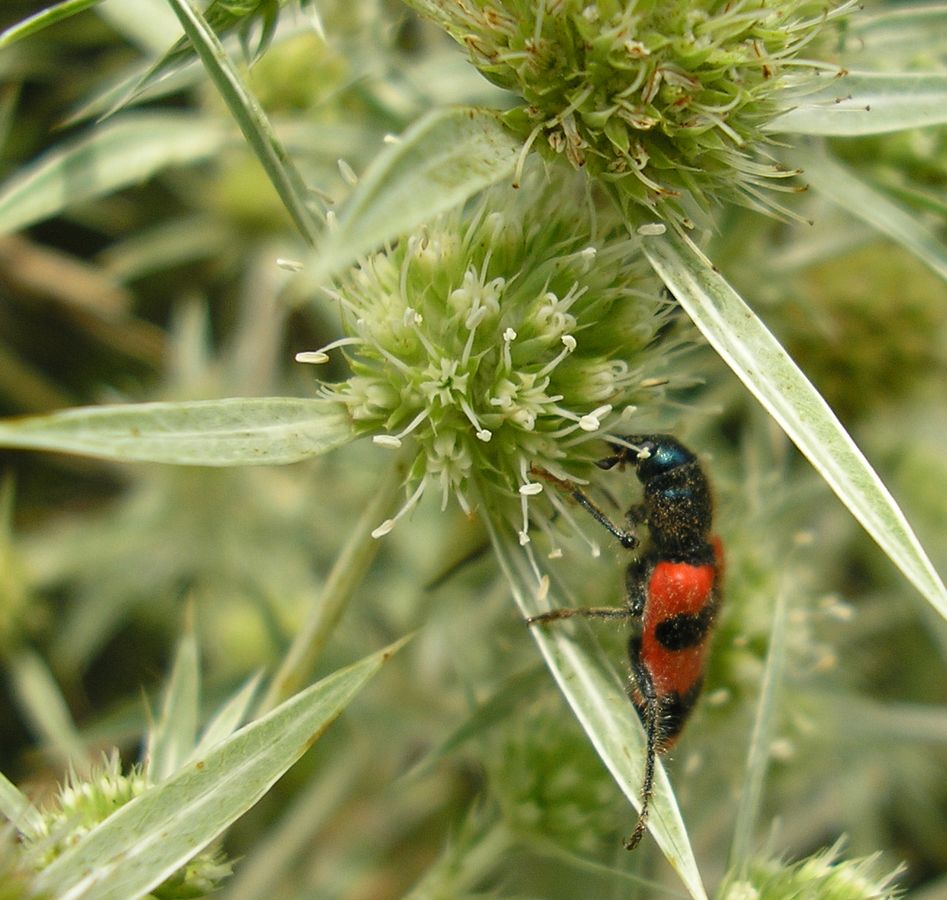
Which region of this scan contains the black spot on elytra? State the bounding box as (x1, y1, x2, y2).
(654, 609, 712, 650)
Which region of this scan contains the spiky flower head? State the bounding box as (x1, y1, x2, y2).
(720, 840, 904, 899)
(21, 753, 231, 898)
(408, 0, 851, 223)
(310, 167, 689, 542)
(490, 693, 619, 852)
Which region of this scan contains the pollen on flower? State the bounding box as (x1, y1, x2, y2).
(295, 350, 330, 364)
(416, 0, 854, 224)
(637, 223, 667, 236)
(578, 405, 612, 432)
(316, 165, 692, 540)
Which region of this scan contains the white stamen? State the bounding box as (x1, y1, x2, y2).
(372, 409, 429, 448)
(517, 458, 538, 543)
(465, 305, 490, 330)
(578, 415, 602, 431)
(371, 519, 396, 538)
(337, 159, 358, 185)
(459, 398, 490, 442)
(460, 321, 478, 367)
(578, 404, 613, 432)
(276, 258, 304, 272)
(536, 335, 577, 378)
(544, 490, 602, 557)
(371, 479, 425, 539)
(295, 351, 330, 364)
(636, 223, 667, 236)
(295, 336, 362, 364)
(519, 482, 543, 496)
(500, 328, 516, 371)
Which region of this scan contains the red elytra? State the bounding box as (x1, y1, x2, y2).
(641, 559, 717, 699)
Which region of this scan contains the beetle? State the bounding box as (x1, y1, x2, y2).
(528, 434, 723, 850)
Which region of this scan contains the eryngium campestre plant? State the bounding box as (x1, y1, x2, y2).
(20, 754, 231, 898)
(719, 840, 904, 899)
(406, 0, 852, 224)
(306, 167, 692, 543)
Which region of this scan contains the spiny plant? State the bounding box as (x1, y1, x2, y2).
(0, 0, 945, 897)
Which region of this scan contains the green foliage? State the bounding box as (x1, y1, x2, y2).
(0, 1, 945, 898)
(2, 632, 403, 898)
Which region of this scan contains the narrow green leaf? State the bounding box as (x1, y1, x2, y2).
(223, 752, 362, 900)
(9, 650, 84, 769)
(259, 452, 407, 713)
(117, 0, 265, 96)
(0, 113, 227, 235)
(485, 514, 707, 900)
(64, 64, 208, 130)
(188, 674, 262, 762)
(845, 4, 947, 68)
(0, 397, 355, 466)
(404, 667, 547, 780)
(0, 0, 102, 47)
(795, 147, 947, 283)
(95, 0, 181, 55)
(728, 573, 789, 870)
(769, 71, 947, 135)
(32, 637, 408, 900)
(641, 229, 947, 618)
(148, 630, 200, 783)
(311, 107, 521, 281)
(0, 770, 44, 837)
(162, 0, 322, 245)
(814, 692, 947, 745)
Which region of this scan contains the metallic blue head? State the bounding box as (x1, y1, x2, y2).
(615, 434, 696, 484)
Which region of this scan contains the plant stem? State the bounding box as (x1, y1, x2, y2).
(258, 450, 407, 714)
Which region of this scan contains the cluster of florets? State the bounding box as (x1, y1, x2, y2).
(413, 0, 850, 223)
(22, 754, 231, 897)
(720, 839, 904, 899)
(312, 170, 688, 541)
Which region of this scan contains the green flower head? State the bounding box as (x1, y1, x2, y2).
(410, 0, 852, 223)
(21, 754, 231, 898)
(720, 840, 904, 899)
(308, 168, 691, 542)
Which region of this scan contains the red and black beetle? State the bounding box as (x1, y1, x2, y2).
(529, 434, 723, 850)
